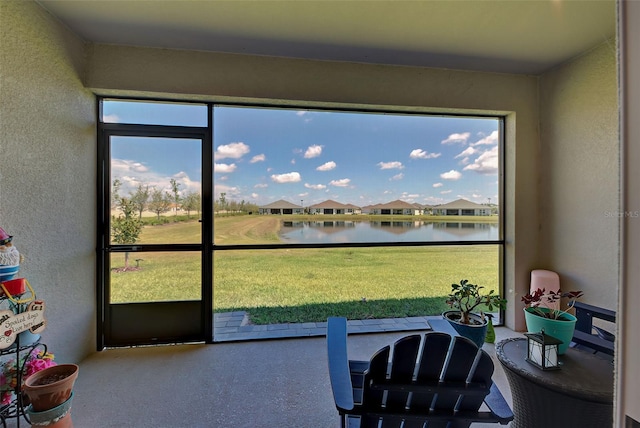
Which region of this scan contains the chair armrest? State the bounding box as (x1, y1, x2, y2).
(327, 317, 355, 411)
(483, 382, 514, 424)
(428, 318, 460, 336)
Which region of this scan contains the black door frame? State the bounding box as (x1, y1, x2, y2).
(97, 106, 213, 349)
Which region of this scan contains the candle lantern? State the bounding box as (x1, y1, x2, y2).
(525, 329, 562, 370)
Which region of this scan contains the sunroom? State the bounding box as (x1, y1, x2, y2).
(1, 0, 639, 426)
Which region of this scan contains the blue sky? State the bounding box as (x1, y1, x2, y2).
(106, 102, 500, 207)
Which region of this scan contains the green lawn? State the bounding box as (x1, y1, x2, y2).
(111, 215, 501, 324)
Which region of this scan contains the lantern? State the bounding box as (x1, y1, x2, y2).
(524, 330, 562, 370)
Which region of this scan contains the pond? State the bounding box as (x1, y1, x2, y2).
(279, 220, 499, 244)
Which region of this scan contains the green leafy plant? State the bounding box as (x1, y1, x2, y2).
(446, 279, 507, 324)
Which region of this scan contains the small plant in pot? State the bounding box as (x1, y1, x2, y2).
(521, 288, 583, 354)
(443, 279, 507, 348)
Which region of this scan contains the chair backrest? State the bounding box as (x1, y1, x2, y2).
(572, 301, 616, 355)
(359, 332, 494, 428)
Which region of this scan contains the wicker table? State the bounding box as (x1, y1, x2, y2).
(496, 337, 613, 428)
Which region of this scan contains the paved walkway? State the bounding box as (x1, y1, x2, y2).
(213, 311, 438, 342)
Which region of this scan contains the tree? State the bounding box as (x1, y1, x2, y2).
(111, 178, 122, 210)
(169, 178, 181, 217)
(148, 187, 172, 220)
(182, 191, 201, 218)
(218, 192, 227, 212)
(111, 181, 143, 270)
(130, 184, 150, 219)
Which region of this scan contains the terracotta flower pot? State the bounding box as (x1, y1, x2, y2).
(23, 364, 79, 412)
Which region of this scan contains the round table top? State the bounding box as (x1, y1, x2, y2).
(496, 337, 613, 403)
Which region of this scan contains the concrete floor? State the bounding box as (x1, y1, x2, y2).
(6, 327, 523, 428)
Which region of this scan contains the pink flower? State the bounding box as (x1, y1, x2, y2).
(24, 358, 56, 379)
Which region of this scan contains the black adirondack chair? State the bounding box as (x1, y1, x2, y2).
(326, 317, 513, 428)
(571, 301, 616, 356)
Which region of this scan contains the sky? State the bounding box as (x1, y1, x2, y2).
(105, 101, 500, 207)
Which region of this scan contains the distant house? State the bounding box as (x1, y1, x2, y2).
(367, 200, 422, 215)
(343, 203, 362, 215)
(258, 199, 303, 215)
(308, 199, 359, 215)
(432, 198, 492, 216)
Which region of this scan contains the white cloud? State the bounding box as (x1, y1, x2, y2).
(472, 130, 499, 146)
(102, 114, 120, 123)
(271, 172, 301, 183)
(433, 182, 443, 188)
(455, 146, 477, 159)
(305, 183, 327, 190)
(251, 193, 259, 199)
(378, 161, 404, 170)
(254, 183, 268, 188)
(410, 149, 441, 159)
(441, 132, 470, 145)
(316, 161, 336, 171)
(440, 169, 462, 180)
(250, 154, 266, 163)
(329, 178, 351, 187)
(111, 158, 201, 195)
(464, 145, 499, 175)
(441, 190, 452, 194)
(215, 142, 250, 160)
(304, 145, 323, 158)
(214, 163, 237, 173)
(390, 173, 404, 181)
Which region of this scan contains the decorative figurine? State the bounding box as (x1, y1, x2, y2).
(0, 227, 20, 266)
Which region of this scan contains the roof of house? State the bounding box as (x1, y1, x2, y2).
(309, 199, 350, 209)
(435, 198, 487, 209)
(259, 199, 301, 209)
(373, 199, 421, 209)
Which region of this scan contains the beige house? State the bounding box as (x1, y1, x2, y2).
(432, 199, 492, 216)
(308, 199, 358, 215)
(258, 200, 303, 215)
(367, 200, 423, 215)
(2, 1, 639, 424)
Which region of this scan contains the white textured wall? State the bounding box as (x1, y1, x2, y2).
(619, 0, 640, 424)
(538, 42, 619, 310)
(85, 44, 540, 331)
(0, 1, 96, 362)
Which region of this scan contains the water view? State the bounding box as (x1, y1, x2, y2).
(279, 220, 499, 243)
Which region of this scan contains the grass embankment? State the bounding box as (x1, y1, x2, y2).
(111, 215, 500, 324)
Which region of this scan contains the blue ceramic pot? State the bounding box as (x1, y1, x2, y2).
(442, 310, 487, 349)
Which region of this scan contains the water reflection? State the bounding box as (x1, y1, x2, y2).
(280, 220, 498, 243)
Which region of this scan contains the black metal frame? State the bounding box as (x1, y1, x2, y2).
(96, 100, 212, 349)
(96, 96, 506, 350)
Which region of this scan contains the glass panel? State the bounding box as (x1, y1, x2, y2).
(110, 252, 201, 303)
(102, 100, 207, 127)
(110, 136, 202, 245)
(213, 245, 501, 324)
(213, 106, 500, 245)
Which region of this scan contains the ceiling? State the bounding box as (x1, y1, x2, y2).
(37, 0, 616, 75)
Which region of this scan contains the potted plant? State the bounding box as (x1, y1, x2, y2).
(521, 288, 583, 354)
(443, 279, 507, 348)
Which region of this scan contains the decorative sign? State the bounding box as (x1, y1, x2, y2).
(0, 300, 47, 349)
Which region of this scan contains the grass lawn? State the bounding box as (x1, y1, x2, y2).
(111, 215, 501, 324)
